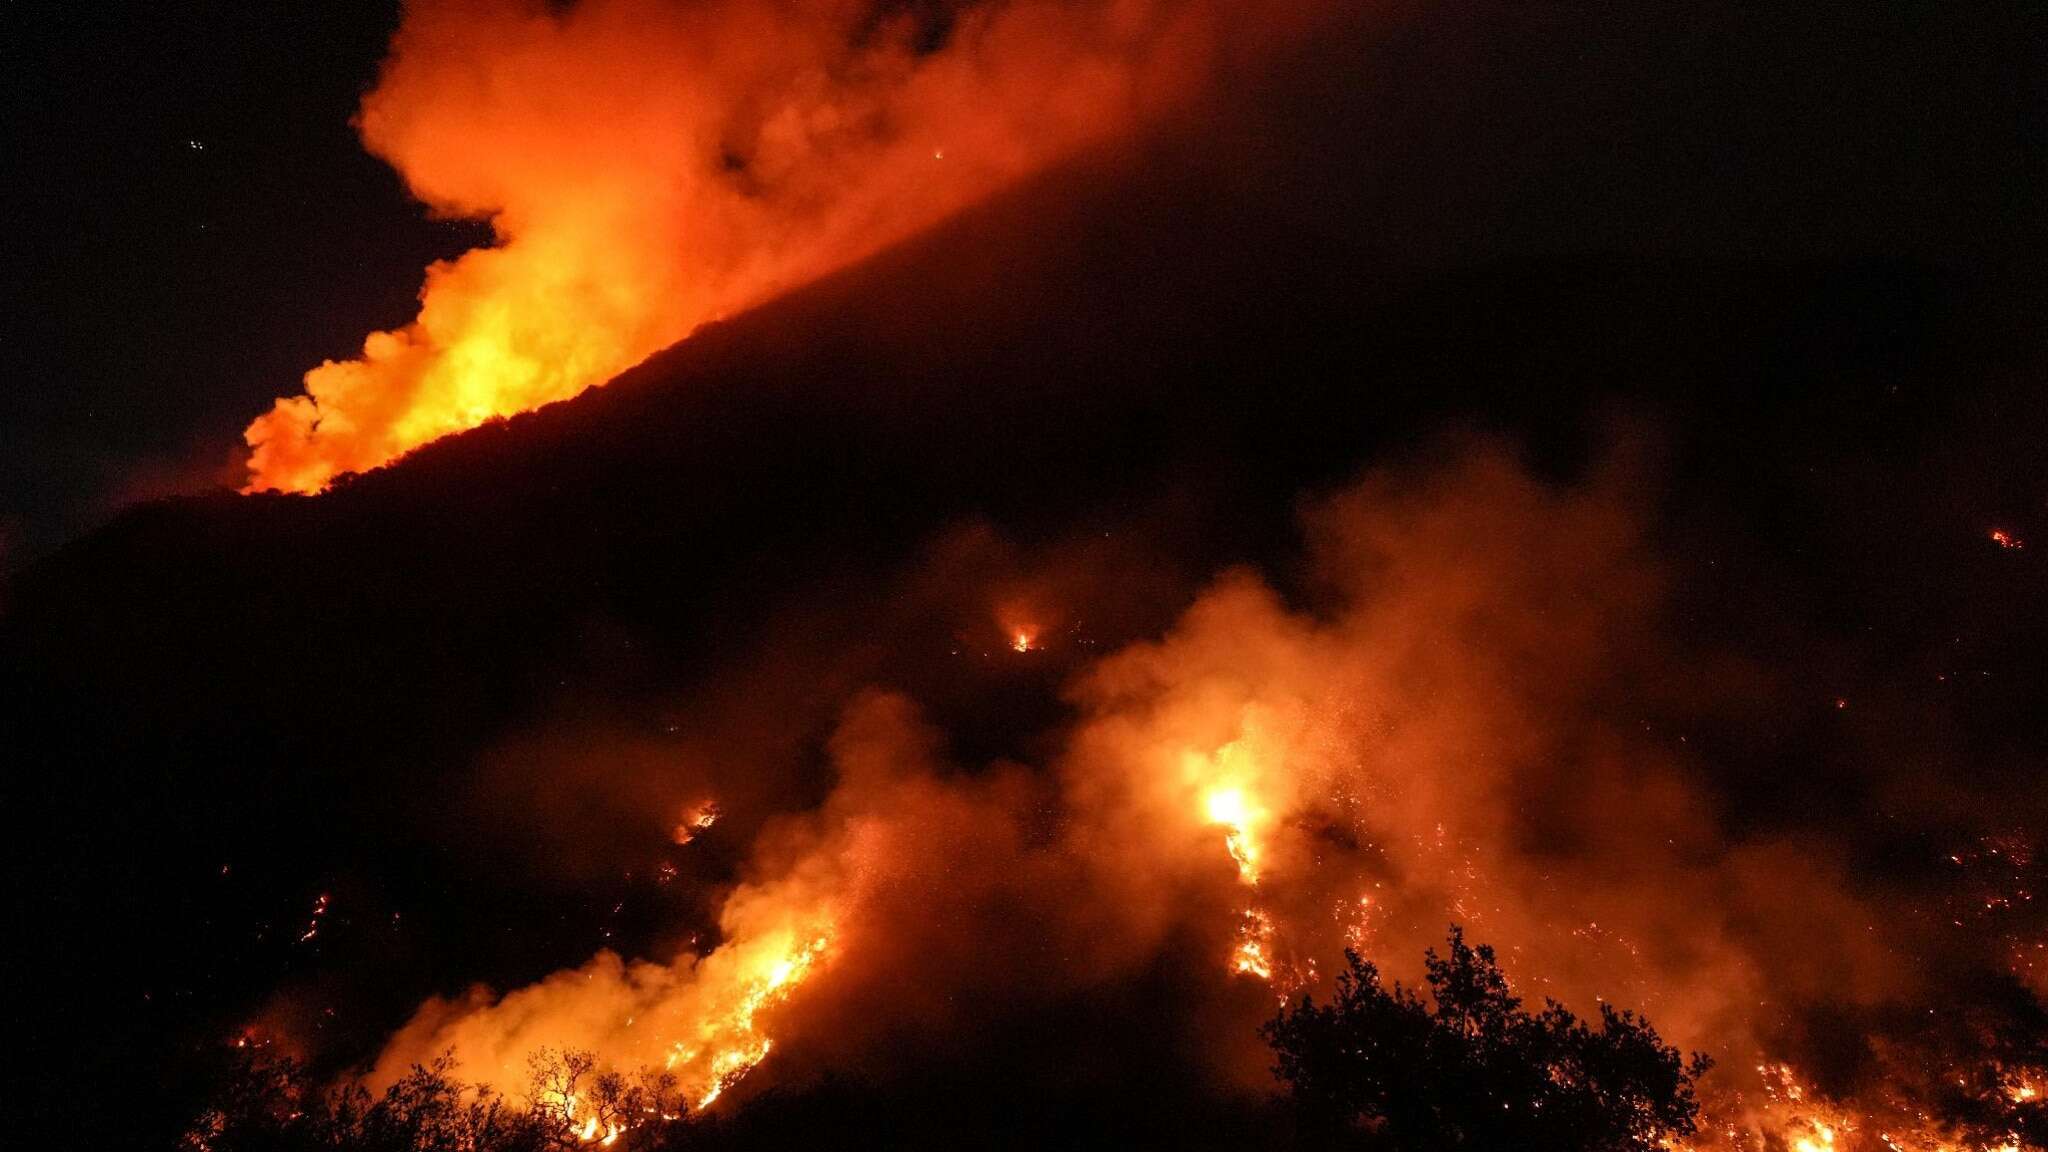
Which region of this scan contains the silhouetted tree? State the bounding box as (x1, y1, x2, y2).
(523, 1047, 685, 1146)
(184, 1046, 686, 1152)
(1263, 927, 1712, 1151)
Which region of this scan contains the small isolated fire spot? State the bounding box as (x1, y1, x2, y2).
(1990, 529, 2024, 550)
(297, 892, 330, 944)
(1011, 631, 1034, 654)
(672, 800, 720, 846)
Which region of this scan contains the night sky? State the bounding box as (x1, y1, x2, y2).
(3, 4, 488, 558)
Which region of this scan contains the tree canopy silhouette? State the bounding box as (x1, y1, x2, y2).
(1263, 928, 1712, 1151)
(183, 1047, 686, 1152)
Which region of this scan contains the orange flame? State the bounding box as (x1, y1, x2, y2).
(240, 0, 1243, 492)
(671, 931, 831, 1108)
(349, 453, 2046, 1141)
(671, 800, 720, 846)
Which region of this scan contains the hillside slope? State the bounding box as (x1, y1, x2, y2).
(7, 10, 2046, 1145)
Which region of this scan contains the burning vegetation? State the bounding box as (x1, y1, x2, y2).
(183, 450, 2048, 1150)
(238, 0, 1299, 493)
(15, 1, 2041, 1148)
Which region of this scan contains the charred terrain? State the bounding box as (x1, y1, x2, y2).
(5, 3, 2047, 1149)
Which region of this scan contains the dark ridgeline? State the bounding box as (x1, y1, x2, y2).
(6, 5, 2046, 1147)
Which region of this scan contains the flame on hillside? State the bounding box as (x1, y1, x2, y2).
(240, 0, 1323, 492)
(347, 451, 2046, 1146)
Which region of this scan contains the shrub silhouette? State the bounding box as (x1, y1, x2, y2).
(183, 1046, 686, 1152)
(1263, 927, 1712, 1151)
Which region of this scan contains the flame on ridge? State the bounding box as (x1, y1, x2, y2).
(240, 0, 1281, 492)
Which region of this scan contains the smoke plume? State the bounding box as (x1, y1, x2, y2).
(240, 0, 1311, 492)
(371, 446, 2046, 1148)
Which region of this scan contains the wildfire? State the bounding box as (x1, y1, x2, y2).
(369, 894, 840, 1121)
(1341, 893, 1379, 954)
(561, 1095, 623, 1146)
(1201, 784, 1267, 886)
(1232, 907, 1276, 979)
(1732, 1066, 1867, 1152)
(1012, 631, 1035, 654)
(1685, 1062, 2047, 1152)
(1200, 779, 1284, 985)
(1990, 530, 2024, 550)
(238, 0, 1234, 492)
(677, 931, 830, 1108)
(297, 892, 330, 944)
(671, 800, 720, 846)
(1792, 1122, 1840, 1152)
(2005, 1069, 2042, 1104)
(1194, 745, 1289, 985)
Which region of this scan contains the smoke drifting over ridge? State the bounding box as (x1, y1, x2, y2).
(241, 0, 1324, 493)
(370, 447, 2048, 1148)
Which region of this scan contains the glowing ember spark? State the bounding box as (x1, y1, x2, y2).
(297, 892, 330, 944)
(1342, 894, 1379, 954)
(1990, 529, 2024, 549)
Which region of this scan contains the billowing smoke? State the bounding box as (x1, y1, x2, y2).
(369, 446, 2046, 1148)
(240, 0, 1323, 492)
(375, 690, 1056, 1109)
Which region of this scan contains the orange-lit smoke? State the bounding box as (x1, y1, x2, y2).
(373, 691, 1052, 1111)
(366, 448, 2046, 1147)
(241, 0, 1277, 492)
(1050, 448, 2046, 1148)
